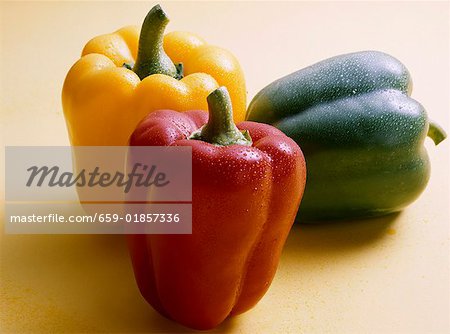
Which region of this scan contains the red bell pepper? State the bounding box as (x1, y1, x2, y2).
(127, 87, 306, 330)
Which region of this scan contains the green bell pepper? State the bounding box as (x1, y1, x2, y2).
(246, 51, 446, 221)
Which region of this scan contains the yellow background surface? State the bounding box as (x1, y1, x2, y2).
(1, 1, 449, 333)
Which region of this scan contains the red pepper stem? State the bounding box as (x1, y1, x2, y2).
(190, 87, 252, 146)
(132, 5, 177, 80)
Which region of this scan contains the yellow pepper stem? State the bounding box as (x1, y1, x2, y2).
(190, 87, 252, 146)
(133, 4, 178, 80)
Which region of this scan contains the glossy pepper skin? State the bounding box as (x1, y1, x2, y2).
(247, 51, 447, 221)
(128, 87, 306, 330)
(62, 5, 246, 146)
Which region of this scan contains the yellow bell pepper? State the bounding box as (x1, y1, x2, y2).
(62, 5, 246, 146)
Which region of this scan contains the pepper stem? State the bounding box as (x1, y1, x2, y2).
(132, 5, 177, 80)
(427, 121, 447, 145)
(189, 87, 252, 146)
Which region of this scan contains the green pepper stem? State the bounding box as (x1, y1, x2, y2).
(189, 87, 252, 146)
(427, 121, 447, 145)
(132, 5, 177, 80)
